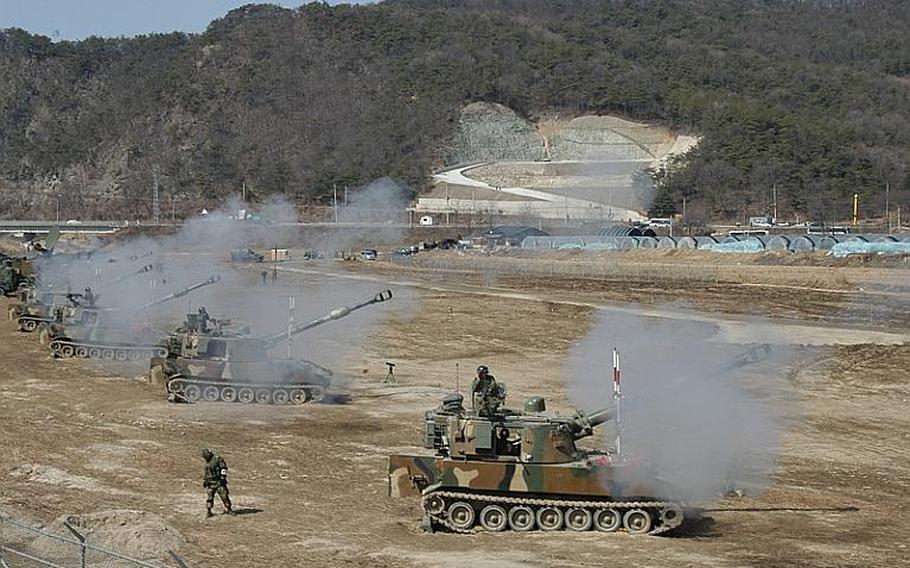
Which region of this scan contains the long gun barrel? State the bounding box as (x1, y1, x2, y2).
(138, 275, 222, 310)
(261, 289, 393, 347)
(566, 406, 616, 441)
(708, 343, 772, 378)
(101, 264, 155, 288)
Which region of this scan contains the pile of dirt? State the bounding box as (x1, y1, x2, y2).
(51, 510, 185, 560)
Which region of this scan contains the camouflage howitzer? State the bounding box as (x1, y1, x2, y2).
(389, 390, 686, 535)
(14, 264, 155, 332)
(152, 290, 393, 405)
(46, 275, 221, 360)
(0, 255, 35, 296)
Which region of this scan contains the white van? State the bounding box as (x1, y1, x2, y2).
(419, 215, 435, 226)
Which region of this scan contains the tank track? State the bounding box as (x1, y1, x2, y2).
(49, 339, 168, 361)
(166, 376, 326, 405)
(17, 316, 51, 332)
(421, 490, 684, 535)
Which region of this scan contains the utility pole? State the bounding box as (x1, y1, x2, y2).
(852, 193, 859, 227)
(333, 183, 338, 223)
(55, 194, 60, 224)
(152, 168, 160, 225)
(772, 183, 778, 223)
(242, 180, 246, 203)
(886, 181, 891, 234)
(171, 195, 176, 223)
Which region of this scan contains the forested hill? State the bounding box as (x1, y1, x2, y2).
(0, 0, 908, 221)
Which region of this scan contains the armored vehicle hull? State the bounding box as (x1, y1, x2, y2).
(389, 454, 684, 534)
(152, 290, 393, 405)
(389, 388, 687, 535)
(45, 275, 221, 361)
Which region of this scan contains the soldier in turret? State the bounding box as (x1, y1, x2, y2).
(201, 448, 234, 517)
(471, 365, 504, 416)
(82, 287, 95, 308)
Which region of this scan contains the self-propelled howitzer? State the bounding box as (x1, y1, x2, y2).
(14, 264, 156, 332)
(46, 275, 222, 360)
(389, 392, 685, 535)
(153, 290, 393, 405)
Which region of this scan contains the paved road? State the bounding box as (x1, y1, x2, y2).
(433, 163, 646, 222)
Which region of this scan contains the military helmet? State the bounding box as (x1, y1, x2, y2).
(201, 448, 213, 459)
(477, 365, 489, 375)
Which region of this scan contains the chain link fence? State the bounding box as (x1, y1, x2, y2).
(0, 515, 191, 568)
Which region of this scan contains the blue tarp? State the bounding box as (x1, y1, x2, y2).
(829, 241, 910, 257)
(701, 238, 765, 253)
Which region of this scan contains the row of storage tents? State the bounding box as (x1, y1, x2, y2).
(521, 234, 910, 253)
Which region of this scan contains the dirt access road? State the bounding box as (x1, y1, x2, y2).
(1, 257, 909, 568)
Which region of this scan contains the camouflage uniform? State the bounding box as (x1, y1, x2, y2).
(471, 366, 502, 416)
(201, 448, 233, 517)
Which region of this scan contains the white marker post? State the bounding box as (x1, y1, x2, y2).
(287, 296, 295, 359)
(613, 348, 623, 458)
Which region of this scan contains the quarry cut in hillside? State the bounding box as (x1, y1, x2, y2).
(425, 103, 697, 219)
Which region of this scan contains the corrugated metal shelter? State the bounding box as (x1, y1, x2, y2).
(479, 225, 549, 246)
(599, 225, 657, 237)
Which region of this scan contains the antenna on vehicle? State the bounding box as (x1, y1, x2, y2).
(455, 362, 460, 394)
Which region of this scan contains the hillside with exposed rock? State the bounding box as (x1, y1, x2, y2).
(0, 0, 908, 222)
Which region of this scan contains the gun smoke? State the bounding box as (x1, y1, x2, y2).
(565, 310, 792, 502)
(30, 187, 411, 380)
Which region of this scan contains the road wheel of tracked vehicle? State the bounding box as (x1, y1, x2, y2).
(289, 389, 309, 404)
(623, 509, 652, 535)
(115, 350, 128, 361)
(128, 350, 142, 361)
(168, 378, 186, 394)
(447, 502, 475, 531)
(255, 389, 271, 404)
(660, 505, 683, 529)
(155, 347, 169, 358)
(566, 507, 593, 532)
(203, 386, 220, 402)
(219, 387, 237, 403)
(536, 507, 564, 531)
(238, 388, 254, 404)
(479, 505, 508, 532)
(507, 506, 535, 531)
(89, 347, 102, 359)
(60, 345, 75, 358)
(75, 346, 88, 357)
(424, 494, 446, 516)
(271, 389, 290, 405)
(102, 349, 115, 360)
(23, 320, 37, 331)
(593, 508, 621, 532)
(183, 384, 201, 402)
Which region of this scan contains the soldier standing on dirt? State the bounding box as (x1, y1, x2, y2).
(201, 448, 234, 517)
(471, 365, 503, 415)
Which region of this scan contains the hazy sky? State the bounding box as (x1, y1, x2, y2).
(0, 1, 374, 41)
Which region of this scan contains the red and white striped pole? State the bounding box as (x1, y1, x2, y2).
(613, 347, 622, 458)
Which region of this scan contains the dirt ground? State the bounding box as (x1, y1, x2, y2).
(2, 251, 909, 568)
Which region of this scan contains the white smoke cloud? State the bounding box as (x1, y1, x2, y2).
(564, 310, 791, 501)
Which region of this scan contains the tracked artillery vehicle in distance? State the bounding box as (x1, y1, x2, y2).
(151, 289, 393, 405)
(388, 391, 686, 535)
(14, 264, 155, 332)
(46, 275, 221, 360)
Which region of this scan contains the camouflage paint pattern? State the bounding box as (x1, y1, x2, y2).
(389, 454, 674, 499)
